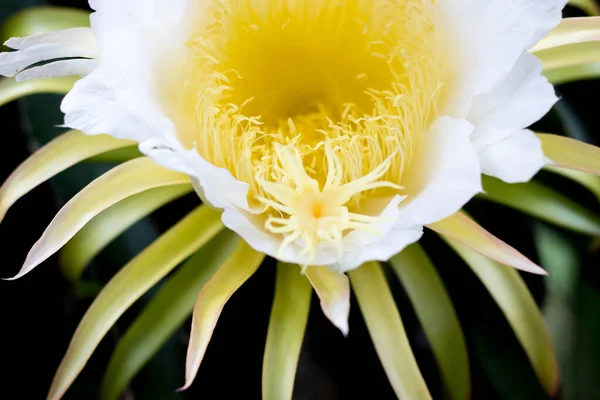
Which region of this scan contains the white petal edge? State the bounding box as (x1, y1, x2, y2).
(4, 27, 97, 50)
(16, 59, 98, 82)
(468, 52, 558, 152)
(222, 116, 481, 272)
(396, 116, 482, 227)
(436, 0, 566, 118)
(0, 43, 98, 78)
(478, 130, 547, 184)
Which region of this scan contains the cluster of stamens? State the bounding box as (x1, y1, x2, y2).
(167, 0, 444, 263)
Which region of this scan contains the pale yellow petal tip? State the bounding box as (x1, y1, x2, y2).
(322, 300, 350, 336)
(175, 382, 191, 393)
(523, 262, 549, 276)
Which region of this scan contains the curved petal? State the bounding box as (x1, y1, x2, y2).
(0, 6, 91, 40)
(7, 157, 189, 280)
(61, 0, 190, 147)
(60, 184, 192, 283)
(304, 266, 350, 335)
(436, 0, 566, 118)
(0, 27, 99, 79)
(569, 0, 600, 14)
(533, 17, 600, 52)
(538, 133, 600, 175)
(101, 230, 240, 400)
(468, 53, 557, 152)
(16, 59, 98, 81)
(398, 116, 482, 227)
(262, 263, 312, 400)
(544, 61, 600, 84)
(545, 166, 600, 201)
(447, 240, 559, 397)
(349, 262, 431, 400)
(180, 242, 265, 391)
(0, 130, 135, 223)
(478, 130, 546, 183)
(47, 205, 224, 400)
(536, 41, 600, 71)
(390, 245, 470, 400)
(0, 75, 75, 107)
(427, 211, 547, 275)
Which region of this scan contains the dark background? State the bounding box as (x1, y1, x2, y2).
(1, 1, 600, 399)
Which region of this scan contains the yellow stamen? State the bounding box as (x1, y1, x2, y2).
(163, 0, 446, 263)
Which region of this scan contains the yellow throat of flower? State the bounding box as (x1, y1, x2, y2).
(169, 0, 444, 262)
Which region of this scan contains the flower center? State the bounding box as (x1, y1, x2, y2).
(169, 0, 444, 262)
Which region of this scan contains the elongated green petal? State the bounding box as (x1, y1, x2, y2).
(262, 263, 312, 400)
(47, 205, 224, 400)
(390, 245, 469, 400)
(304, 266, 350, 335)
(60, 184, 193, 283)
(538, 133, 600, 175)
(545, 166, 600, 201)
(533, 17, 600, 52)
(446, 240, 559, 397)
(428, 212, 546, 275)
(101, 230, 240, 400)
(0, 130, 135, 223)
(480, 176, 600, 236)
(349, 262, 432, 400)
(0, 6, 90, 42)
(0, 76, 75, 107)
(85, 146, 143, 164)
(544, 62, 600, 84)
(181, 242, 265, 391)
(8, 157, 189, 280)
(568, 0, 600, 15)
(536, 41, 600, 71)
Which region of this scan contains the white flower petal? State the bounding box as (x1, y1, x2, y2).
(397, 116, 482, 227)
(220, 195, 421, 270)
(61, 0, 191, 152)
(15, 59, 98, 82)
(0, 43, 97, 78)
(334, 196, 424, 272)
(5, 27, 97, 50)
(468, 52, 558, 152)
(478, 129, 546, 183)
(437, 0, 566, 118)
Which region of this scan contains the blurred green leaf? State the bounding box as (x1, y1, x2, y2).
(0, 130, 134, 224)
(480, 176, 600, 236)
(569, 0, 600, 15)
(545, 166, 600, 201)
(60, 184, 192, 283)
(262, 263, 312, 400)
(101, 230, 240, 400)
(47, 205, 223, 400)
(12, 157, 190, 280)
(1, 6, 90, 43)
(0, 76, 75, 106)
(390, 245, 470, 400)
(446, 240, 559, 397)
(545, 61, 600, 85)
(349, 262, 432, 400)
(534, 223, 600, 399)
(85, 146, 143, 163)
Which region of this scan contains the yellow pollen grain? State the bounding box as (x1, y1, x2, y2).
(170, 0, 444, 263)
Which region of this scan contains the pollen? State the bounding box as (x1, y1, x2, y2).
(167, 0, 445, 263)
